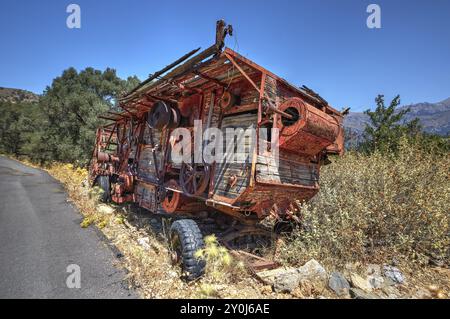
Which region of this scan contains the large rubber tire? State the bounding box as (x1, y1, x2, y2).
(170, 219, 205, 280)
(95, 175, 111, 203)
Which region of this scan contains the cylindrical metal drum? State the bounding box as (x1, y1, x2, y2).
(276, 97, 340, 155)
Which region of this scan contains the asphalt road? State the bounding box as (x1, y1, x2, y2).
(0, 156, 137, 299)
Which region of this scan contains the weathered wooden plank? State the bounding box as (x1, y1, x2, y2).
(212, 112, 257, 199)
(256, 163, 318, 180)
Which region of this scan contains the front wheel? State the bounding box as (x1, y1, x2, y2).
(170, 219, 205, 280)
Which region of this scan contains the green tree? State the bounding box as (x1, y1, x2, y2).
(0, 101, 36, 156)
(26, 67, 139, 165)
(360, 95, 421, 153)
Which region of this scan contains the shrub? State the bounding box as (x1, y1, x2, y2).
(279, 138, 449, 268)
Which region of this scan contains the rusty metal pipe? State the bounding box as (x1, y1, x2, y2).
(263, 98, 294, 120)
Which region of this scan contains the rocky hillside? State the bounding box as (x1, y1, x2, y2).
(344, 97, 450, 138)
(0, 87, 39, 103)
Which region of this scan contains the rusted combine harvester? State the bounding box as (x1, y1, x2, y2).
(89, 21, 344, 279)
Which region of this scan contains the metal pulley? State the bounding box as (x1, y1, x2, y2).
(147, 101, 181, 129)
(219, 91, 239, 110)
(168, 106, 181, 129)
(147, 101, 171, 129)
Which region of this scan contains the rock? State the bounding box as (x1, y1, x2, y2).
(258, 259, 327, 294)
(350, 288, 378, 299)
(137, 237, 150, 250)
(257, 259, 327, 293)
(383, 265, 404, 284)
(257, 267, 301, 293)
(427, 284, 439, 293)
(256, 267, 298, 286)
(328, 272, 350, 297)
(367, 275, 384, 289)
(297, 259, 327, 289)
(349, 273, 373, 292)
(273, 269, 301, 293)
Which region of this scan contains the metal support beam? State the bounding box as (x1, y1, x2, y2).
(225, 52, 293, 120)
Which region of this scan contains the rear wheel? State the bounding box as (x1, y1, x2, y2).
(170, 219, 205, 280)
(95, 175, 111, 203)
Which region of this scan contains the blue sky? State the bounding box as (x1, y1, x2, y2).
(1, 0, 449, 111)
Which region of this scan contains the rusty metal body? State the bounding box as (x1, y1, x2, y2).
(89, 21, 344, 232)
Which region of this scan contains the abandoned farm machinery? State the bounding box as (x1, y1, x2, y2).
(89, 20, 345, 279)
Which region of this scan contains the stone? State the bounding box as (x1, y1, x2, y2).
(367, 275, 384, 289)
(297, 259, 328, 289)
(273, 269, 301, 293)
(137, 237, 150, 250)
(257, 267, 301, 293)
(383, 265, 404, 284)
(350, 288, 378, 299)
(349, 273, 373, 292)
(328, 272, 350, 297)
(257, 259, 328, 294)
(256, 267, 298, 286)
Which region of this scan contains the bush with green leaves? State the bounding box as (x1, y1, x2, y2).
(280, 138, 449, 268)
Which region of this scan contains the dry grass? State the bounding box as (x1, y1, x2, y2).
(278, 138, 449, 269)
(194, 235, 250, 298)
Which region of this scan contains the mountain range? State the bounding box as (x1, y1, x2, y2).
(344, 97, 450, 137)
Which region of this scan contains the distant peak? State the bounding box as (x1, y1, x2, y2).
(438, 97, 450, 105)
